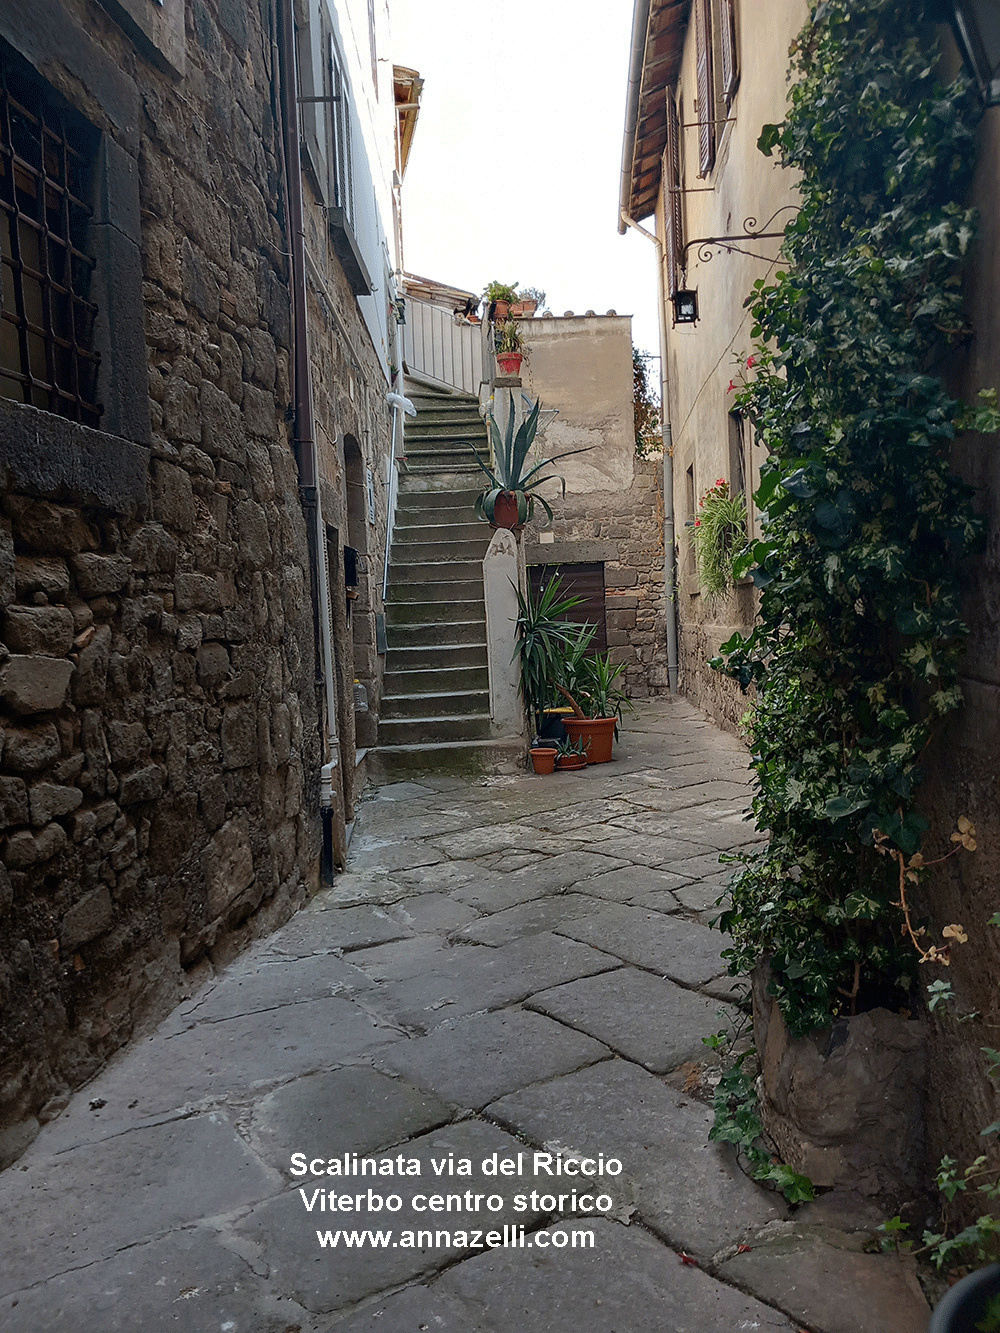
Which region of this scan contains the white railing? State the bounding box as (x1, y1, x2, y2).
(403, 296, 486, 396)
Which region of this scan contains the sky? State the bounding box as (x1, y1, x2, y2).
(389, 0, 662, 359)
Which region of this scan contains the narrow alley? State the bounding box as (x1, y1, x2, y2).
(0, 700, 929, 1332)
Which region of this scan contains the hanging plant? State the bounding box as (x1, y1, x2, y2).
(689, 478, 747, 598)
(709, 0, 994, 1036)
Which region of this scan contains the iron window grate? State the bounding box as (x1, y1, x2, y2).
(0, 56, 101, 426)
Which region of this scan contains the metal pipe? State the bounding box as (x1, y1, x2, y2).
(621, 209, 680, 693)
(276, 0, 345, 869)
(618, 0, 653, 236)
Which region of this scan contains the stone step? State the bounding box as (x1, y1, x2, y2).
(386, 577, 484, 604)
(378, 713, 493, 744)
(384, 642, 488, 670)
(405, 416, 486, 436)
(386, 619, 485, 648)
(388, 560, 484, 584)
(397, 475, 485, 496)
(368, 736, 526, 780)
(394, 506, 482, 528)
(391, 538, 490, 562)
(380, 688, 491, 720)
(404, 451, 482, 473)
(392, 520, 483, 542)
(385, 597, 485, 626)
(405, 463, 482, 477)
(382, 664, 489, 693)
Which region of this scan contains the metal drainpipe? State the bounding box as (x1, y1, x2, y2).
(276, 0, 345, 874)
(621, 210, 680, 693)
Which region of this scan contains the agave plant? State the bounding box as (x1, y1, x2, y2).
(513, 573, 592, 737)
(473, 397, 590, 527)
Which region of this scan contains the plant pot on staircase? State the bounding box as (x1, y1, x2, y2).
(496, 352, 523, 376)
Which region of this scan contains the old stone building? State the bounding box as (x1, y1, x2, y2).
(521, 313, 669, 700)
(0, 0, 405, 1163)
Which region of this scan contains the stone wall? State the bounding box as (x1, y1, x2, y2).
(521, 315, 669, 699)
(0, 0, 392, 1164)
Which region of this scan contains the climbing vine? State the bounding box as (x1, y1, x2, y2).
(712, 0, 995, 1035)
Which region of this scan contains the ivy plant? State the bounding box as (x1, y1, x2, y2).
(711, 0, 992, 1035)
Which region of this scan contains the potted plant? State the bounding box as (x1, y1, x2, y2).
(512, 286, 545, 318)
(472, 397, 589, 532)
(555, 735, 588, 772)
(529, 743, 558, 775)
(494, 318, 526, 376)
(513, 573, 591, 743)
(484, 280, 518, 322)
(555, 645, 633, 765)
(688, 478, 748, 597)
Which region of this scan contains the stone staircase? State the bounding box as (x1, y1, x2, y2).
(374, 384, 523, 776)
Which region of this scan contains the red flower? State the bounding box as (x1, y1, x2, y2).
(694, 519, 701, 527)
(727, 380, 737, 394)
(747, 355, 756, 368)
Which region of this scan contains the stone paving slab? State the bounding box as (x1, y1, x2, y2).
(488, 1059, 787, 1259)
(454, 892, 607, 946)
(1, 1112, 278, 1294)
(0, 1226, 308, 1333)
(385, 892, 482, 934)
(364, 933, 620, 1033)
(718, 1223, 930, 1333)
(234, 1119, 548, 1315)
(41, 994, 396, 1138)
(347, 933, 454, 983)
(374, 1008, 610, 1109)
(323, 1283, 492, 1333)
(436, 1219, 797, 1333)
(265, 904, 411, 954)
(557, 904, 732, 988)
(528, 966, 736, 1074)
(450, 851, 628, 912)
(577, 834, 686, 867)
(250, 1067, 452, 1165)
(580, 864, 689, 906)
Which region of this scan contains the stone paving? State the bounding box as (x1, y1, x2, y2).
(0, 698, 931, 1331)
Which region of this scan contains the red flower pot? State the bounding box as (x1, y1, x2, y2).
(490, 490, 522, 530)
(496, 352, 523, 376)
(555, 754, 588, 772)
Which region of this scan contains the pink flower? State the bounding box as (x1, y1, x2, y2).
(747, 355, 756, 368)
(727, 380, 737, 394)
(694, 519, 701, 527)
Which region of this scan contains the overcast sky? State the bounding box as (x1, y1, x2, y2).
(389, 0, 662, 359)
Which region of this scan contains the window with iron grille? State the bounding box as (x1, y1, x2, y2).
(0, 51, 101, 426)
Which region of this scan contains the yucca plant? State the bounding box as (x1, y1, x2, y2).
(514, 573, 591, 737)
(473, 397, 590, 528)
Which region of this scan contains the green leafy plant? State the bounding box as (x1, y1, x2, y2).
(495, 317, 527, 359)
(709, 0, 988, 1036)
(518, 285, 546, 307)
(514, 573, 589, 737)
(689, 478, 747, 598)
(473, 397, 589, 527)
(484, 280, 518, 304)
(705, 1030, 815, 1205)
(555, 735, 588, 759)
(633, 346, 661, 458)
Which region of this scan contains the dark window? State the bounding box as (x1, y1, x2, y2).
(0, 48, 100, 425)
(529, 562, 607, 653)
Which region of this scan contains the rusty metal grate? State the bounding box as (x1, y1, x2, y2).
(0, 56, 101, 425)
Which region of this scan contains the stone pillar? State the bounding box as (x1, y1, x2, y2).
(483, 528, 524, 737)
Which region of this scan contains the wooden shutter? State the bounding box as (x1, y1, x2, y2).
(663, 90, 683, 297)
(695, 0, 715, 176)
(329, 35, 354, 226)
(529, 564, 607, 653)
(720, 0, 739, 108)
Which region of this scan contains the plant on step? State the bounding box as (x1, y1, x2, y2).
(709, 0, 990, 1037)
(688, 478, 747, 598)
(484, 279, 518, 305)
(555, 735, 588, 759)
(473, 397, 590, 528)
(495, 317, 528, 359)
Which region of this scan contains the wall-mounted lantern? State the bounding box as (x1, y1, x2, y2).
(672, 289, 698, 325)
(952, 0, 1000, 106)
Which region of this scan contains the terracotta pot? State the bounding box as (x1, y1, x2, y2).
(555, 754, 587, 771)
(511, 300, 537, 317)
(496, 352, 523, 376)
(561, 715, 617, 764)
(493, 299, 511, 320)
(529, 747, 557, 775)
(490, 490, 522, 530)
